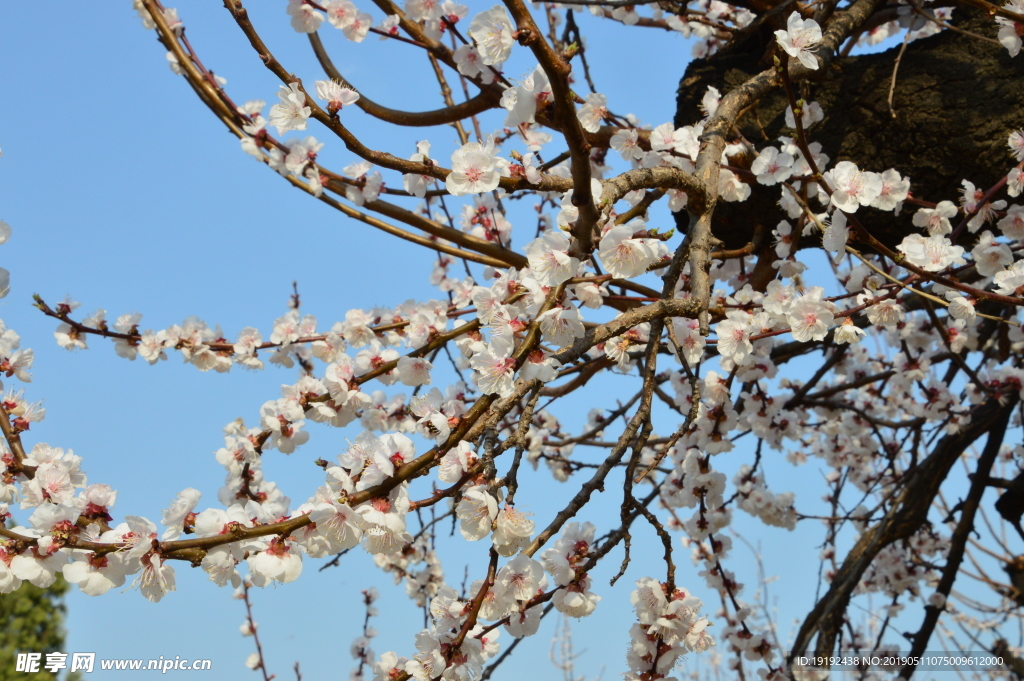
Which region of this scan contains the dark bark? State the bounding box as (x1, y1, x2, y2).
(995, 470, 1024, 542)
(675, 8, 1024, 255)
(993, 639, 1024, 680)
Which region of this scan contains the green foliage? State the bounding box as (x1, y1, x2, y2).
(0, 576, 80, 681)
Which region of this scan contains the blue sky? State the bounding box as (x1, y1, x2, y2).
(0, 2, 960, 680)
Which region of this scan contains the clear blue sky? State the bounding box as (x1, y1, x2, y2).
(0, 3, 934, 680)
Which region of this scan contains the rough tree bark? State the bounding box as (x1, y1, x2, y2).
(675, 7, 1024, 264)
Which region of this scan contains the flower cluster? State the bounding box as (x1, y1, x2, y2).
(20, 2, 1024, 679)
(626, 578, 714, 680)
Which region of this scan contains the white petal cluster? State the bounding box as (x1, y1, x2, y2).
(269, 83, 311, 135)
(525, 229, 580, 286)
(995, 0, 1024, 57)
(314, 79, 360, 114)
(897, 234, 966, 271)
(446, 139, 508, 196)
(468, 6, 515, 66)
(597, 221, 670, 279)
(823, 161, 882, 213)
(27, 9, 1024, 676)
(750, 146, 794, 186)
(539, 522, 601, 618)
(774, 12, 822, 69)
(912, 200, 958, 235)
(500, 67, 552, 128)
(625, 577, 714, 680)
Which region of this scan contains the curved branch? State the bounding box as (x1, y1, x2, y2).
(504, 0, 601, 253)
(359, 194, 529, 269)
(789, 395, 1018, 663)
(307, 178, 513, 267)
(600, 166, 705, 212)
(684, 0, 888, 333)
(552, 297, 701, 366)
(308, 32, 502, 127)
(897, 405, 1011, 678)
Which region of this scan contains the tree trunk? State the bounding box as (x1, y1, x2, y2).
(675, 9, 1024, 255)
